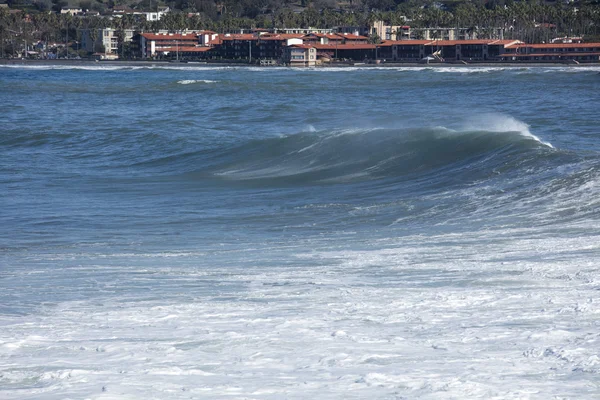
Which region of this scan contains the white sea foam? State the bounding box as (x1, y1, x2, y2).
(176, 79, 218, 84)
(1, 229, 599, 399)
(2, 64, 599, 75)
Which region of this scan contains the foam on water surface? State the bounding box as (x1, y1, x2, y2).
(176, 79, 218, 85)
(3, 64, 600, 74)
(1, 229, 599, 399)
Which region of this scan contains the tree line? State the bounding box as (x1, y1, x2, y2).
(1, 0, 600, 57)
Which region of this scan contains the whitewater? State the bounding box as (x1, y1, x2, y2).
(1, 65, 600, 399)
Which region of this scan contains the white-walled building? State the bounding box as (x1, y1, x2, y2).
(370, 21, 411, 41)
(283, 44, 317, 66)
(143, 9, 168, 21)
(81, 28, 135, 56)
(60, 8, 83, 15)
(112, 6, 170, 21)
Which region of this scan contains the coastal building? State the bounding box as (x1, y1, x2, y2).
(283, 44, 317, 67)
(302, 33, 343, 46)
(139, 32, 200, 58)
(157, 46, 213, 60)
(423, 39, 521, 61)
(313, 43, 377, 61)
(333, 26, 365, 36)
(500, 42, 600, 62)
(257, 34, 304, 61)
(342, 33, 369, 44)
(412, 27, 505, 41)
(551, 37, 583, 44)
(81, 28, 135, 57)
(144, 7, 170, 22)
(111, 5, 170, 21)
(374, 39, 521, 62)
(370, 21, 411, 41)
(302, 33, 368, 46)
(280, 28, 333, 35)
(219, 34, 259, 60)
(111, 6, 136, 15)
(378, 40, 430, 62)
(199, 31, 221, 47)
(60, 8, 83, 16)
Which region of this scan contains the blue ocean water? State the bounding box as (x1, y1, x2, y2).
(1, 64, 600, 399)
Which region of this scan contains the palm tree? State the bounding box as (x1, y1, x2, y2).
(0, 8, 8, 57)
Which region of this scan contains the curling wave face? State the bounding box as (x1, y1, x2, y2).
(210, 122, 553, 184)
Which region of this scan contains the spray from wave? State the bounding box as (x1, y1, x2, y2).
(459, 113, 553, 148)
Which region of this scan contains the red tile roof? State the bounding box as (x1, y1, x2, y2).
(313, 44, 376, 50)
(488, 40, 523, 45)
(379, 40, 431, 46)
(506, 42, 600, 49)
(500, 52, 600, 57)
(289, 44, 315, 49)
(337, 33, 369, 40)
(426, 40, 493, 46)
(156, 46, 212, 53)
(259, 34, 305, 41)
(141, 33, 199, 41)
(222, 34, 258, 41)
(304, 33, 343, 40)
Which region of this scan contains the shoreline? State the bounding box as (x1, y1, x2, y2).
(1, 59, 599, 68)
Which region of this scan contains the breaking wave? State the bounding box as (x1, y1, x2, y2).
(208, 115, 557, 185)
(176, 79, 218, 84)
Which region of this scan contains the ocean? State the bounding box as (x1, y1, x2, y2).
(1, 64, 599, 399)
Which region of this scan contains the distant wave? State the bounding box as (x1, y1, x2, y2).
(2, 64, 599, 74)
(301, 66, 600, 74)
(176, 79, 218, 85)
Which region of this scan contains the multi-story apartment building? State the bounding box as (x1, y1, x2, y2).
(283, 45, 317, 66)
(81, 28, 135, 58)
(370, 21, 411, 41)
(257, 34, 304, 60)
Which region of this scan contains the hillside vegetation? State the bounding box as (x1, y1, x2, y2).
(1, 0, 600, 58)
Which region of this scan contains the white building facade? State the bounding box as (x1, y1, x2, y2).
(81, 28, 135, 57)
